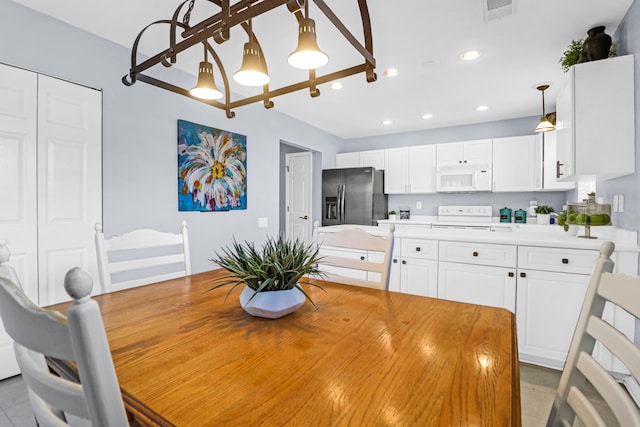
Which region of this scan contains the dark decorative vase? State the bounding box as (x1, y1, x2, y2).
(583, 26, 612, 61)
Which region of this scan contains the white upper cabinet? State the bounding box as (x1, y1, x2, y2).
(336, 149, 385, 170)
(539, 132, 575, 191)
(359, 149, 385, 170)
(437, 139, 492, 167)
(384, 145, 436, 194)
(335, 152, 360, 168)
(555, 55, 635, 181)
(492, 135, 541, 192)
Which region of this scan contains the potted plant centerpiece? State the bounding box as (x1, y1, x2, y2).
(388, 210, 397, 221)
(210, 235, 324, 319)
(535, 205, 554, 225)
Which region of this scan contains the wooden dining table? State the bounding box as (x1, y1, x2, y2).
(48, 270, 521, 426)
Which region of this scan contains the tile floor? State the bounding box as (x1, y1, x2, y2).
(0, 363, 615, 426)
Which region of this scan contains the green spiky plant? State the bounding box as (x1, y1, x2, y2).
(210, 235, 325, 308)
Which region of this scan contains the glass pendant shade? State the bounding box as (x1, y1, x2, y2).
(288, 18, 329, 69)
(535, 117, 555, 132)
(534, 84, 555, 132)
(189, 61, 223, 100)
(233, 41, 270, 87)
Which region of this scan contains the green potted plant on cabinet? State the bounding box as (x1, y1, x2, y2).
(535, 205, 555, 225)
(388, 210, 397, 221)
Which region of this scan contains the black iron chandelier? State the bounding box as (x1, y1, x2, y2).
(122, 0, 376, 118)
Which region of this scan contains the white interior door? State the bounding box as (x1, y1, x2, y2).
(37, 75, 102, 306)
(286, 152, 312, 243)
(0, 63, 38, 379)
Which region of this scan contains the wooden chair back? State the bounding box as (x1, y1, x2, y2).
(0, 245, 128, 426)
(547, 241, 640, 427)
(313, 221, 395, 290)
(95, 220, 191, 293)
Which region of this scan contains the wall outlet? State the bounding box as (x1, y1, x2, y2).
(416, 201, 422, 209)
(258, 217, 268, 228)
(619, 195, 624, 213)
(613, 195, 619, 212)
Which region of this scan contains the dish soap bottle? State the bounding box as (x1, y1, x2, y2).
(528, 200, 538, 219)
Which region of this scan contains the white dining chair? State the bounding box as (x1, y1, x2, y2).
(95, 220, 191, 293)
(313, 221, 395, 290)
(546, 241, 640, 427)
(0, 244, 128, 427)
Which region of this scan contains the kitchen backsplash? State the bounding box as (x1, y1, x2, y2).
(388, 192, 569, 217)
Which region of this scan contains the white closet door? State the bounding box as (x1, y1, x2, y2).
(37, 75, 102, 306)
(0, 64, 38, 379)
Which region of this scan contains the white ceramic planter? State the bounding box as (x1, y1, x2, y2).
(239, 286, 306, 319)
(388, 214, 396, 221)
(536, 214, 551, 225)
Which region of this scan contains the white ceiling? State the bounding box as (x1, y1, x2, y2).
(12, 0, 633, 139)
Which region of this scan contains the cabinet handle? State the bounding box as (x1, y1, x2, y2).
(458, 160, 462, 164)
(360, 256, 366, 261)
(415, 247, 421, 252)
(508, 272, 514, 277)
(520, 272, 526, 278)
(402, 260, 407, 265)
(463, 160, 467, 163)
(393, 259, 398, 263)
(562, 258, 569, 264)
(472, 251, 479, 257)
(556, 160, 564, 179)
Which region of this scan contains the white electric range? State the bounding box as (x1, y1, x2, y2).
(431, 206, 494, 230)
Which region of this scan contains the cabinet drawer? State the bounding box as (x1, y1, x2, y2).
(518, 246, 599, 275)
(401, 239, 438, 260)
(439, 241, 516, 268)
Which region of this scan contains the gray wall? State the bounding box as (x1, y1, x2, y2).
(1, 0, 342, 274)
(342, 117, 569, 216)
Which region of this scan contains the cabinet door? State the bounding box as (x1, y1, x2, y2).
(387, 256, 401, 292)
(437, 262, 516, 312)
(492, 135, 540, 192)
(540, 132, 575, 190)
(463, 139, 492, 164)
(555, 74, 575, 180)
(336, 152, 360, 168)
(383, 147, 408, 193)
(359, 150, 385, 170)
(516, 269, 587, 369)
(400, 258, 437, 298)
(436, 142, 464, 166)
(408, 145, 436, 193)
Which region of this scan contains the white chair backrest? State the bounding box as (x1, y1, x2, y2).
(547, 241, 640, 427)
(95, 220, 192, 293)
(313, 221, 395, 290)
(0, 245, 128, 427)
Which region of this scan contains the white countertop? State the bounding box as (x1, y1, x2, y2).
(318, 223, 639, 253)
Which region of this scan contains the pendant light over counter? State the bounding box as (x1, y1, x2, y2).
(535, 84, 556, 133)
(122, 0, 376, 119)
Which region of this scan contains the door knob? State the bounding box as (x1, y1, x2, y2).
(299, 215, 308, 220)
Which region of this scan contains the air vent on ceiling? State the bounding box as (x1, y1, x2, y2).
(483, 0, 515, 22)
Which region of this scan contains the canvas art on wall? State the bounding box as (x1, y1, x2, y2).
(178, 119, 247, 211)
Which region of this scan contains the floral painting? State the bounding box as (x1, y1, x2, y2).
(178, 119, 247, 211)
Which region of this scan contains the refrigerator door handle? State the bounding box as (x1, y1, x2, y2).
(336, 185, 342, 224)
(339, 184, 346, 224)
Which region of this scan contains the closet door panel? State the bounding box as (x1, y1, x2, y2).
(37, 75, 102, 305)
(0, 63, 37, 379)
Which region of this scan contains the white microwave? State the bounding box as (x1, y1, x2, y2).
(436, 164, 492, 192)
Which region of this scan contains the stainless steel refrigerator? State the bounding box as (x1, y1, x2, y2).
(322, 167, 387, 226)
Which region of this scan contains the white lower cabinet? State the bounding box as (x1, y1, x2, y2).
(388, 238, 438, 297)
(437, 241, 517, 312)
(438, 262, 516, 312)
(516, 269, 588, 369)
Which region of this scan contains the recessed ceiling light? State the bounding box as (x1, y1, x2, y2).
(422, 113, 433, 119)
(330, 82, 343, 90)
(476, 105, 489, 112)
(382, 119, 392, 125)
(460, 50, 482, 61)
(384, 68, 400, 77)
